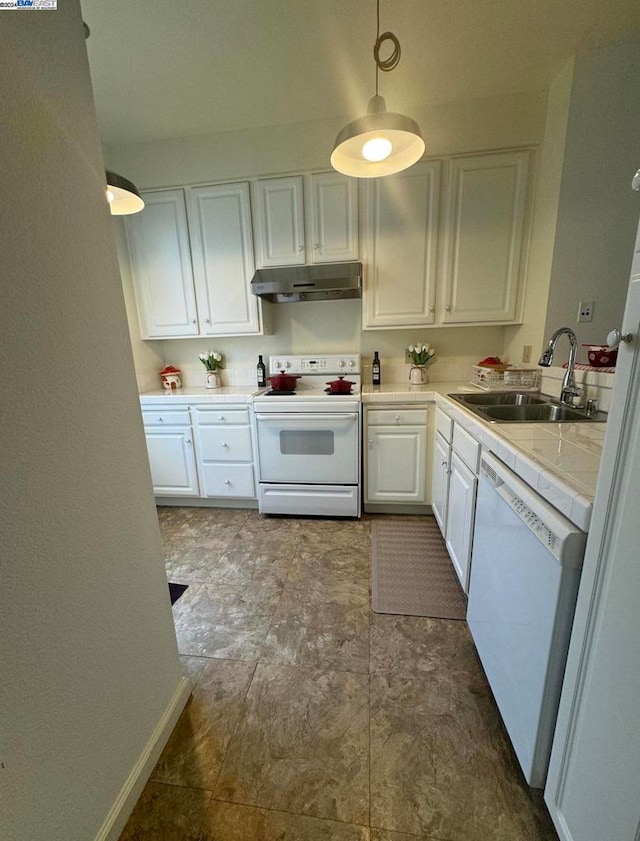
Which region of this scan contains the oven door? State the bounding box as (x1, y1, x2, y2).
(255, 412, 359, 484)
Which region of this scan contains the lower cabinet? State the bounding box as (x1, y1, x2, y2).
(142, 403, 256, 501)
(143, 426, 200, 497)
(193, 407, 255, 499)
(432, 407, 481, 593)
(445, 452, 477, 592)
(365, 407, 428, 505)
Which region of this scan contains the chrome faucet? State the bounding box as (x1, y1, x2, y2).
(538, 327, 582, 407)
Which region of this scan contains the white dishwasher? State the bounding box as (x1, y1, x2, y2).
(467, 451, 586, 789)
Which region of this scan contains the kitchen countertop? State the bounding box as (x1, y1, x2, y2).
(140, 386, 262, 405)
(363, 382, 605, 530)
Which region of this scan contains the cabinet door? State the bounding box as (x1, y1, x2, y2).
(144, 427, 199, 496)
(366, 425, 427, 503)
(441, 150, 530, 324)
(431, 432, 451, 536)
(308, 172, 359, 263)
(445, 452, 477, 593)
(188, 183, 261, 335)
(124, 189, 199, 338)
(255, 176, 305, 267)
(363, 161, 441, 329)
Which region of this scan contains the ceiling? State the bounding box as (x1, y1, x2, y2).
(82, 0, 640, 146)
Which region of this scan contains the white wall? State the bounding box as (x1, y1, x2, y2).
(105, 91, 547, 387)
(503, 59, 574, 364)
(0, 5, 185, 840)
(542, 39, 640, 364)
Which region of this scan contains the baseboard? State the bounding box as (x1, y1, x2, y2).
(94, 674, 192, 841)
(364, 503, 433, 515)
(155, 497, 259, 509)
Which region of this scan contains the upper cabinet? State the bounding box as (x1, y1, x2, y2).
(307, 172, 359, 263)
(186, 183, 260, 335)
(125, 190, 199, 338)
(125, 185, 263, 339)
(441, 150, 530, 324)
(362, 149, 533, 329)
(362, 161, 441, 329)
(254, 176, 306, 267)
(254, 173, 359, 268)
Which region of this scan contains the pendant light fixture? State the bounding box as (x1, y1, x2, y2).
(105, 170, 145, 215)
(331, 0, 424, 178)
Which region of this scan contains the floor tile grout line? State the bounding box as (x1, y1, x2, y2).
(205, 793, 372, 830)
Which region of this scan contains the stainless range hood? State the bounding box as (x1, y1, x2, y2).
(250, 262, 362, 303)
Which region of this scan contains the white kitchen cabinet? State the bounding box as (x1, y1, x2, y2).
(365, 408, 428, 504)
(307, 171, 359, 263)
(445, 451, 477, 592)
(440, 150, 530, 324)
(254, 176, 306, 267)
(431, 431, 451, 534)
(125, 189, 199, 338)
(363, 161, 441, 329)
(187, 182, 261, 335)
(143, 426, 200, 497)
(192, 406, 255, 499)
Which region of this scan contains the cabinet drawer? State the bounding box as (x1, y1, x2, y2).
(142, 409, 191, 427)
(452, 423, 481, 474)
(194, 407, 250, 425)
(435, 407, 454, 442)
(196, 426, 253, 462)
(200, 463, 255, 498)
(368, 408, 428, 426)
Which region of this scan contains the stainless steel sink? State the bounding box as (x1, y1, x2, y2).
(458, 392, 548, 406)
(448, 392, 607, 423)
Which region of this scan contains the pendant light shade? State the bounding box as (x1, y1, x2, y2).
(105, 170, 145, 215)
(331, 95, 424, 178)
(331, 1, 424, 178)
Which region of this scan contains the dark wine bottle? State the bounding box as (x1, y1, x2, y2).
(257, 355, 266, 388)
(372, 351, 381, 386)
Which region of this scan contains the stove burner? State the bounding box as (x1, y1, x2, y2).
(324, 387, 353, 395)
(265, 389, 297, 396)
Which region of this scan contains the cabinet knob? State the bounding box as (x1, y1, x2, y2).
(224, 479, 231, 485)
(204, 317, 210, 324)
(298, 244, 304, 251)
(157, 417, 163, 422)
(191, 318, 197, 323)
(314, 243, 319, 249)
(429, 305, 435, 313)
(185, 438, 191, 445)
(441, 459, 448, 467)
(218, 415, 225, 420)
(221, 442, 228, 448)
(445, 304, 452, 312)
(395, 414, 400, 422)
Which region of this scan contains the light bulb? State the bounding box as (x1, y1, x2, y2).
(106, 189, 115, 204)
(362, 137, 393, 162)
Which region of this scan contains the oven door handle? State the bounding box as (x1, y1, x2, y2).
(255, 413, 359, 422)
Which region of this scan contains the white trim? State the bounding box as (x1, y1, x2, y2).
(94, 675, 192, 841)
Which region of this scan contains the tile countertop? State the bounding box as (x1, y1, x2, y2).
(362, 382, 606, 531)
(140, 386, 262, 405)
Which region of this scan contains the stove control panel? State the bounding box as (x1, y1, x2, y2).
(269, 354, 360, 376)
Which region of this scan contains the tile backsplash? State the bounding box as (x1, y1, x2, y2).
(540, 366, 615, 412)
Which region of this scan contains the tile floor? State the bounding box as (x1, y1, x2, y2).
(119, 507, 558, 841)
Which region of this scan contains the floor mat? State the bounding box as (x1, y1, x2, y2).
(168, 582, 188, 606)
(371, 518, 467, 619)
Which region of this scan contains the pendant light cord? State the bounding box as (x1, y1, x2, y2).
(373, 0, 401, 96)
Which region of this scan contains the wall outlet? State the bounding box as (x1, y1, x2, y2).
(522, 345, 532, 363)
(577, 301, 594, 322)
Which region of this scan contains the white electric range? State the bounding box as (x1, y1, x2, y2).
(252, 354, 362, 517)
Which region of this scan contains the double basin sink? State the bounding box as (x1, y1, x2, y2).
(448, 391, 607, 423)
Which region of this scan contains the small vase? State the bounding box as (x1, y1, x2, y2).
(205, 370, 221, 389)
(409, 365, 428, 385)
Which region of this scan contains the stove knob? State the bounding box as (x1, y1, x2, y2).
(283, 361, 291, 369)
(348, 360, 355, 368)
(273, 360, 281, 369)
(338, 360, 345, 368)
